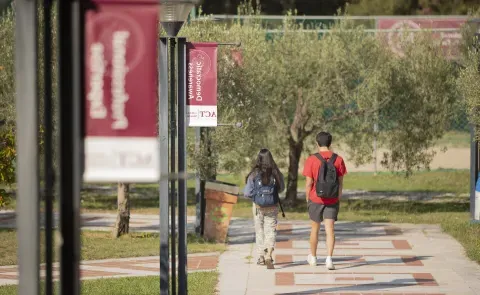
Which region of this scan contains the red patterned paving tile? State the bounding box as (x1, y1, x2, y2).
(87, 255, 217, 271)
(0, 273, 17, 280)
(275, 254, 425, 267)
(80, 269, 126, 278)
(413, 273, 438, 286)
(91, 262, 158, 272)
(276, 240, 293, 249)
(335, 277, 374, 281)
(195, 256, 219, 270)
(402, 256, 424, 266)
(275, 254, 293, 264)
(392, 240, 412, 250)
(278, 224, 293, 235)
(0, 268, 17, 274)
(275, 272, 294, 286)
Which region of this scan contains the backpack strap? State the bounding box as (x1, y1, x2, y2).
(314, 153, 337, 164)
(328, 153, 338, 164)
(313, 153, 327, 164)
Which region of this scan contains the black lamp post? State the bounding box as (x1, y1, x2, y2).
(160, 1, 198, 37)
(158, 1, 200, 294)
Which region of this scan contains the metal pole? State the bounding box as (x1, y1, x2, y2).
(58, 0, 82, 292)
(159, 38, 170, 295)
(15, 0, 40, 294)
(472, 35, 480, 223)
(471, 125, 480, 222)
(43, 0, 54, 293)
(177, 37, 188, 295)
(373, 123, 378, 175)
(195, 127, 202, 235)
(168, 37, 177, 295)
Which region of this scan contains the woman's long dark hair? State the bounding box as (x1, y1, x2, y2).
(246, 148, 281, 187)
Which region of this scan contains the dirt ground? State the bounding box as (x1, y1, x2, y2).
(338, 147, 470, 172)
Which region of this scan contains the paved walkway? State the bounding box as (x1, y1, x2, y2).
(0, 211, 197, 232)
(0, 252, 219, 286)
(218, 219, 480, 295)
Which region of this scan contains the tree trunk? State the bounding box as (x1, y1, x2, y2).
(284, 137, 303, 206)
(112, 182, 130, 238)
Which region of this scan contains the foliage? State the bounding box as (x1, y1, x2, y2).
(181, 8, 461, 202)
(363, 33, 460, 173)
(0, 127, 15, 186)
(0, 3, 57, 186)
(0, 3, 467, 200)
(0, 5, 15, 127)
(0, 229, 224, 266)
(182, 15, 271, 178)
(0, 190, 8, 208)
(347, 0, 418, 15)
(199, 0, 349, 15)
(200, 0, 480, 16)
(458, 38, 480, 139)
(0, 272, 219, 295)
(347, 0, 480, 15)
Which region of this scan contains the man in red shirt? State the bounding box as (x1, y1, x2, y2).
(302, 132, 347, 270)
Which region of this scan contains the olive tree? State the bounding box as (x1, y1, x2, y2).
(458, 40, 480, 138)
(181, 14, 460, 205)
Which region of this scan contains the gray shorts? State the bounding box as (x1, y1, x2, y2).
(308, 201, 339, 223)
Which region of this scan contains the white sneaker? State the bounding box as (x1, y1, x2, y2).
(307, 254, 317, 266)
(325, 257, 335, 270)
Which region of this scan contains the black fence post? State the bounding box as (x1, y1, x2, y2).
(158, 37, 170, 295)
(43, 0, 54, 293)
(168, 36, 177, 295)
(58, 0, 83, 293)
(177, 37, 188, 295)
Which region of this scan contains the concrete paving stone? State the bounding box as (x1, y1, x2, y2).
(217, 219, 480, 295)
(0, 252, 219, 286)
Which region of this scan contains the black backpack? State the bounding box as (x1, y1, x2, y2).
(314, 153, 339, 198)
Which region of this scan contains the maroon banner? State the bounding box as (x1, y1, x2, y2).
(83, 0, 159, 182)
(187, 42, 218, 127)
(377, 18, 466, 58)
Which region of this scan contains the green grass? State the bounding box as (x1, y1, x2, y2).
(297, 170, 469, 195)
(0, 230, 225, 266)
(1, 170, 476, 264)
(435, 131, 470, 148)
(0, 170, 470, 214)
(442, 219, 480, 263)
(0, 271, 218, 295)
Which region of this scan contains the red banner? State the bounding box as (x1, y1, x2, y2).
(83, 0, 159, 182)
(187, 42, 218, 127)
(377, 18, 466, 58)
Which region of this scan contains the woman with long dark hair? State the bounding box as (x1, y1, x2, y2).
(244, 148, 285, 268)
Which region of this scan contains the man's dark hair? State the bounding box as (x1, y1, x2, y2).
(316, 132, 332, 147)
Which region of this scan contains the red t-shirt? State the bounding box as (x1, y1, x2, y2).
(302, 151, 347, 205)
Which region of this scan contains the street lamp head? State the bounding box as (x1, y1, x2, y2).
(159, 0, 201, 37)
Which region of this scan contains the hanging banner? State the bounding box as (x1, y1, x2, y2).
(83, 0, 159, 182)
(377, 18, 467, 58)
(187, 42, 218, 127)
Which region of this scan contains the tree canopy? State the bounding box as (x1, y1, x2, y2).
(182, 10, 462, 203)
(198, 0, 480, 15)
